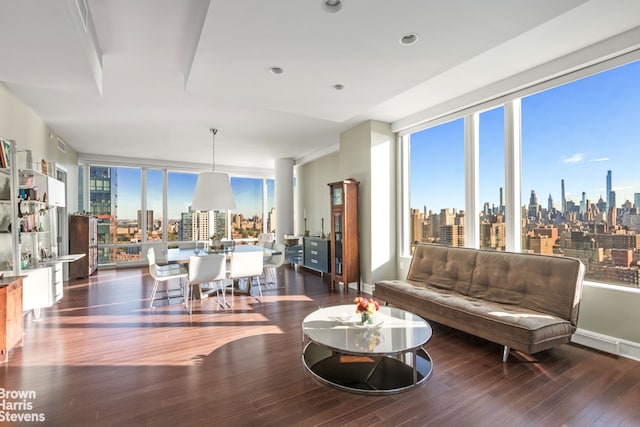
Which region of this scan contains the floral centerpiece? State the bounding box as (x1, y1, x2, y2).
(354, 296, 380, 325)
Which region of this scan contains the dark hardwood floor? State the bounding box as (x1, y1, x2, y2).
(2, 264, 640, 427)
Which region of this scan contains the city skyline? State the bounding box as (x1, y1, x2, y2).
(112, 169, 274, 220)
(410, 59, 640, 213)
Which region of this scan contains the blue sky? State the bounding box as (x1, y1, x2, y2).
(410, 59, 640, 212)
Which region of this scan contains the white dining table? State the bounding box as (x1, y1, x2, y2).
(165, 245, 279, 301)
(166, 244, 277, 263)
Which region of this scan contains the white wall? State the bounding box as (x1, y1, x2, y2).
(1, 83, 79, 280)
(339, 120, 397, 286)
(296, 120, 397, 289)
(573, 282, 640, 360)
(0, 83, 78, 213)
(295, 152, 340, 237)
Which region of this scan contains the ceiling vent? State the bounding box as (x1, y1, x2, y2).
(57, 137, 66, 153)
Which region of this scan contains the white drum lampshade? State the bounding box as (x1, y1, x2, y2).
(191, 171, 236, 211)
(191, 128, 236, 211)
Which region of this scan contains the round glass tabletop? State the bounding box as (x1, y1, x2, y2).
(302, 304, 432, 356)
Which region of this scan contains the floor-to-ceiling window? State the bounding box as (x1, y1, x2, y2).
(230, 177, 266, 241)
(85, 165, 274, 265)
(408, 118, 465, 253)
(266, 178, 275, 233)
(89, 166, 142, 264)
(167, 171, 199, 242)
(521, 60, 640, 287)
(404, 58, 640, 289)
(479, 106, 506, 251)
(145, 169, 163, 242)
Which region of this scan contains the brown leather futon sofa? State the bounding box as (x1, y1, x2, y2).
(374, 243, 585, 362)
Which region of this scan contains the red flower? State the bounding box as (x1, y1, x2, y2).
(353, 297, 379, 314)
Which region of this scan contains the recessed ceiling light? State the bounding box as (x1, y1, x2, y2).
(400, 33, 419, 46)
(269, 66, 284, 75)
(332, 84, 344, 91)
(321, 0, 342, 13)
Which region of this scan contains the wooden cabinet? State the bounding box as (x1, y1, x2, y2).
(303, 236, 330, 274)
(328, 179, 360, 293)
(0, 276, 23, 363)
(69, 215, 98, 279)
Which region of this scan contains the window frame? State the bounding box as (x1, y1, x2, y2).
(400, 51, 640, 289)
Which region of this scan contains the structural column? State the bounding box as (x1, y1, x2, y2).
(464, 112, 480, 249)
(504, 99, 522, 253)
(275, 158, 294, 245)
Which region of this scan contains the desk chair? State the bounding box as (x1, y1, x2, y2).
(228, 250, 264, 303)
(262, 243, 286, 289)
(147, 248, 189, 311)
(188, 254, 227, 309)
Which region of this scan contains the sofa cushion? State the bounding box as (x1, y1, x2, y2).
(407, 244, 477, 295)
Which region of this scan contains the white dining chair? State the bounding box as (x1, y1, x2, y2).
(262, 243, 286, 289)
(228, 250, 264, 304)
(147, 244, 178, 271)
(147, 247, 189, 310)
(256, 233, 275, 248)
(188, 254, 228, 309)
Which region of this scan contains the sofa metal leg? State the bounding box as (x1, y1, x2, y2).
(502, 346, 510, 363)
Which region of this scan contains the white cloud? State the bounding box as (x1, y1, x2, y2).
(562, 153, 584, 164)
(589, 157, 610, 162)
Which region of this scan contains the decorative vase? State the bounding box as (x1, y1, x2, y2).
(361, 312, 373, 325)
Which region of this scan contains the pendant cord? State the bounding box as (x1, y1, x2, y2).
(210, 128, 218, 172)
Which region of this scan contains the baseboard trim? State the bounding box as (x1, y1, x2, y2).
(573, 328, 640, 361)
(347, 281, 374, 295)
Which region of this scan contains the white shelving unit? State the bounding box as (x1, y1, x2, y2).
(0, 139, 72, 320)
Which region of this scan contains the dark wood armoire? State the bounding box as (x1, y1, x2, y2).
(328, 179, 360, 293)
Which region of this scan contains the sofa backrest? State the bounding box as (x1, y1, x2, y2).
(407, 244, 478, 295)
(408, 244, 585, 325)
(471, 250, 585, 325)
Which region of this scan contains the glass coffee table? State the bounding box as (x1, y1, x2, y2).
(302, 304, 433, 395)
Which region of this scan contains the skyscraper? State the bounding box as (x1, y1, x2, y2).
(89, 166, 112, 216)
(610, 191, 616, 214)
(192, 210, 210, 241)
(561, 179, 566, 214)
(606, 170, 612, 211)
(528, 190, 539, 219)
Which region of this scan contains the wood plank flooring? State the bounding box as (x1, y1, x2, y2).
(1, 265, 639, 426)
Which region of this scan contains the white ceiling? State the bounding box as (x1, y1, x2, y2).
(1, 0, 639, 170)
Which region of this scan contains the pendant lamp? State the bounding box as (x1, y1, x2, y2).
(191, 128, 236, 211)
